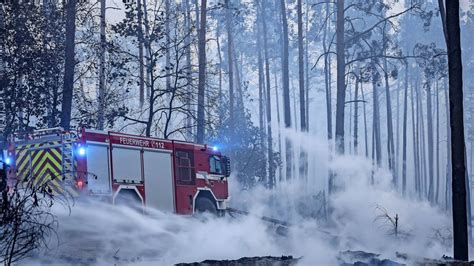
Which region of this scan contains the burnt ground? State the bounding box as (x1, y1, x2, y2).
(173, 251, 474, 266)
(176, 256, 300, 266)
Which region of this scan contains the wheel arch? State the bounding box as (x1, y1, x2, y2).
(193, 188, 218, 213)
(113, 185, 144, 207)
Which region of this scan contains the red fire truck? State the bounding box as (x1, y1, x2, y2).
(5, 127, 231, 214)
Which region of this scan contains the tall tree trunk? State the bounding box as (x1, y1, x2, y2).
(295, 0, 308, 180)
(346, 82, 357, 154)
(165, 0, 171, 93)
(137, 0, 145, 108)
(60, 0, 77, 130)
(196, 0, 207, 144)
(324, 0, 336, 192)
(438, 0, 448, 42)
(293, 80, 298, 127)
(372, 76, 382, 166)
(353, 78, 359, 154)
(371, 98, 376, 185)
(216, 26, 223, 127)
(143, 0, 154, 136)
(304, 0, 310, 130)
(144, 0, 152, 100)
(280, 0, 290, 128)
(445, 79, 452, 209)
(335, 0, 345, 154)
(418, 82, 428, 197)
(412, 78, 421, 196)
(297, 0, 306, 131)
(184, 0, 193, 139)
(465, 149, 473, 246)
(262, 0, 275, 188)
(292, 84, 298, 178)
(427, 82, 435, 202)
(348, 82, 352, 154)
(361, 83, 369, 158)
(435, 79, 441, 203)
(396, 69, 401, 185)
(257, 15, 265, 145)
(438, 1, 453, 210)
(280, 0, 292, 180)
(97, 0, 106, 130)
(190, 0, 199, 131)
(445, 0, 469, 260)
(402, 64, 409, 195)
(415, 81, 424, 195)
(323, 0, 332, 141)
(275, 72, 283, 182)
(256, 0, 266, 183)
(415, 81, 422, 195)
(193, 0, 199, 31)
(225, 0, 234, 131)
(383, 55, 396, 185)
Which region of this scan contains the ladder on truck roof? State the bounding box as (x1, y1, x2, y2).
(11, 127, 79, 145)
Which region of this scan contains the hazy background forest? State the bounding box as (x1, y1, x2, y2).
(1, 0, 474, 263)
(2, 0, 474, 202)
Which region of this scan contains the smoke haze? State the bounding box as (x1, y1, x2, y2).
(23, 133, 455, 265)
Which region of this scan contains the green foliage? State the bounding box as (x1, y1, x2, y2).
(210, 90, 277, 189)
(1, 2, 65, 136)
(413, 42, 447, 81)
(211, 111, 267, 188)
(1, 174, 71, 265)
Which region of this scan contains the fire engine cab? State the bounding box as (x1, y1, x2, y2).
(5, 127, 231, 214)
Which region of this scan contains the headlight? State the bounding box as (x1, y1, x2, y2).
(77, 147, 87, 156)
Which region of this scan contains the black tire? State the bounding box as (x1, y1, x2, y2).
(195, 197, 217, 214)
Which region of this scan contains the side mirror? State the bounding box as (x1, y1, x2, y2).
(221, 156, 231, 177)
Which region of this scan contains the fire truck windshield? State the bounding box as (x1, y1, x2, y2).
(209, 155, 223, 174)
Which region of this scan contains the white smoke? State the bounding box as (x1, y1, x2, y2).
(25, 132, 455, 265)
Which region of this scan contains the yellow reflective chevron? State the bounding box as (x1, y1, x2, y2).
(15, 144, 31, 181)
(31, 147, 62, 194)
(15, 141, 80, 197)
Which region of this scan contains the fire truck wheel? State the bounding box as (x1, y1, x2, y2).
(195, 197, 217, 214)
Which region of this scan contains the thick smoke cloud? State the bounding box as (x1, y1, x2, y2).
(27, 132, 453, 265)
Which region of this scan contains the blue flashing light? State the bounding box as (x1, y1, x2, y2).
(5, 157, 11, 165)
(78, 147, 86, 156)
(212, 146, 219, 152)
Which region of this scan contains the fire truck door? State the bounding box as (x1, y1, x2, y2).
(86, 143, 111, 194)
(143, 150, 174, 212)
(112, 146, 143, 184)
